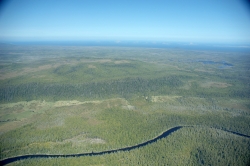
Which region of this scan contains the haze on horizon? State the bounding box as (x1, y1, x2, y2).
(0, 0, 250, 44)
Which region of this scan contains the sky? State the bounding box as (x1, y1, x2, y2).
(0, 0, 250, 44)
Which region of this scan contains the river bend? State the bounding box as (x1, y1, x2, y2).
(1, 126, 249, 165)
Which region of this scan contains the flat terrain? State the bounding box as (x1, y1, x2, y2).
(0, 45, 249, 165)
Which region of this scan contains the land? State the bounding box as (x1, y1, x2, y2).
(0, 45, 249, 165)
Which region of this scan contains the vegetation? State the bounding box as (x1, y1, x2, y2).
(0, 45, 249, 165)
(10, 127, 250, 166)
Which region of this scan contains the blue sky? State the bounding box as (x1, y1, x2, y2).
(0, 0, 250, 43)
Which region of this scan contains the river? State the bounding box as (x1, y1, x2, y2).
(1, 126, 249, 165)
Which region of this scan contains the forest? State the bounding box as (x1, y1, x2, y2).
(0, 45, 249, 165)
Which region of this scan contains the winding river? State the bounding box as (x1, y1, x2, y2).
(1, 126, 249, 165)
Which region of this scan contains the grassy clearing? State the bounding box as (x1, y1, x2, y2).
(199, 81, 232, 88)
(151, 95, 182, 103)
(0, 98, 129, 133)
